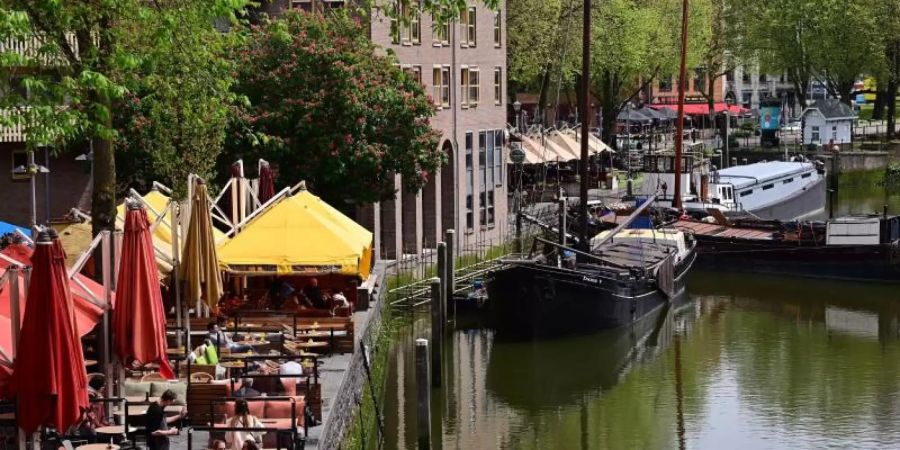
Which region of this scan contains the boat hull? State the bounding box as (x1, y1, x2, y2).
(694, 237, 900, 282)
(485, 252, 695, 337)
(744, 175, 826, 220)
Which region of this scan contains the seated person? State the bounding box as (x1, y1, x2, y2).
(282, 294, 312, 312)
(233, 378, 262, 398)
(207, 322, 254, 354)
(242, 442, 260, 450)
(302, 278, 329, 310)
(279, 360, 304, 376)
(332, 290, 350, 315)
(225, 399, 263, 450)
(210, 440, 227, 450)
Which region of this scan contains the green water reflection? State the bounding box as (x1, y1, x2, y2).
(379, 170, 900, 449)
(382, 273, 900, 449)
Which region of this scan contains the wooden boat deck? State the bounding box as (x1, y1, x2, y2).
(673, 220, 776, 241)
(592, 242, 672, 269)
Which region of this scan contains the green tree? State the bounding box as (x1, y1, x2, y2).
(226, 10, 443, 205)
(873, 0, 900, 137)
(0, 1, 246, 235)
(114, 2, 243, 198)
(809, 0, 879, 106)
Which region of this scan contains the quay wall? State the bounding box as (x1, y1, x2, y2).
(317, 265, 388, 449)
(727, 149, 890, 172)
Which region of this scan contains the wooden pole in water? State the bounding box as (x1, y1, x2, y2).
(672, 0, 691, 210)
(430, 278, 443, 388)
(578, 0, 592, 251)
(437, 242, 447, 322)
(415, 338, 431, 449)
(445, 229, 455, 319)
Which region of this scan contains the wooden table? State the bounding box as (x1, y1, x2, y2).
(83, 359, 98, 367)
(95, 425, 135, 436)
(220, 361, 246, 369)
(293, 330, 333, 339)
(124, 396, 160, 403)
(76, 444, 120, 450)
(166, 347, 186, 355)
(235, 340, 270, 346)
(292, 340, 328, 350)
(296, 323, 346, 331)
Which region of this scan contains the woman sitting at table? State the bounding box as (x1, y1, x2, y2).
(207, 322, 254, 354)
(225, 399, 263, 450)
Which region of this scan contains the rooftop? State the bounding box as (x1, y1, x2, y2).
(716, 161, 815, 189)
(802, 99, 856, 120)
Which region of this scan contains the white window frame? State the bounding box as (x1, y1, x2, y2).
(494, 67, 502, 105)
(461, 66, 470, 108)
(493, 10, 501, 47)
(460, 6, 476, 47)
(469, 67, 480, 107)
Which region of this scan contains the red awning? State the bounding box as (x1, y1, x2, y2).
(651, 103, 746, 115)
(0, 244, 107, 340)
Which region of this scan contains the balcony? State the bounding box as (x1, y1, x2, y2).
(0, 33, 80, 66)
(0, 108, 26, 143)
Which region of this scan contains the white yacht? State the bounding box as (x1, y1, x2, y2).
(640, 152, 826, 220)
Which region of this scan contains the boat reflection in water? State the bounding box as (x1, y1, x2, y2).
(485, 297, 687, 410)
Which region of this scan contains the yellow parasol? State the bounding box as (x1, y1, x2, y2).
(179, 179, 223, 309)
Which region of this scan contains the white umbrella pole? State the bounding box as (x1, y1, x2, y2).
(100, 231, 115, 416)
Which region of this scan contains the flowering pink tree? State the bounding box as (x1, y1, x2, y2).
(229, 11, 443, 204)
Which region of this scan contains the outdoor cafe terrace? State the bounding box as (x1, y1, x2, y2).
(0, 166, 379, 449)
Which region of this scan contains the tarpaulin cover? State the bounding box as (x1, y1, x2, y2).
(11, 234, 89, 433)
(217, 188, 374, 278)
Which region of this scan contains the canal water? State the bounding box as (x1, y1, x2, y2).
(379, 170, 900, 450)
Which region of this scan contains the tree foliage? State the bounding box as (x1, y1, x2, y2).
(226, 10, 443, 205)
(0, 0, 247, 232)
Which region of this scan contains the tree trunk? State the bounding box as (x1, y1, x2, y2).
(888, 80, 898, 139)
(536, 62, 553, 127)
(873, 89, 886, 120)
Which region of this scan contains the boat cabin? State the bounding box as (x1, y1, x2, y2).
(709, 161, 821, 212)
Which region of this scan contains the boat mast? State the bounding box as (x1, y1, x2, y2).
(578, 0, 591, 250)
(672, 0, 690, 210)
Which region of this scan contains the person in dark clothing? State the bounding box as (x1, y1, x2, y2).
(233, 378, 262, 398)
(302, 278, 328, 309)
(145, 390, 186, 450)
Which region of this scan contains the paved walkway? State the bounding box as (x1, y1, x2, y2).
(169, 261, 389, 449)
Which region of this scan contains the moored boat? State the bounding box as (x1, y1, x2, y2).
(485, 215, 697, 337)
(672, 213, 900, 282)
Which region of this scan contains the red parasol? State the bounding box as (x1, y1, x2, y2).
(113, 205, 174, 379)
(11, 231, 89, 434)
(258, 160, 275, 204)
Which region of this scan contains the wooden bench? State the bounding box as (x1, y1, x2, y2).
(233, 313, 355, 354)
(186, 382, 227, 426)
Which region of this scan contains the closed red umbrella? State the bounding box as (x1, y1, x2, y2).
(113, 204, 174, 379)
(258, 160, 275, 204)
(11, 231, 88, 434)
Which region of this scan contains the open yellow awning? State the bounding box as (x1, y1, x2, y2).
(216, 189, 373, 278)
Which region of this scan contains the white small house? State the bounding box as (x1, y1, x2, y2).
(801, 99, 856, 146)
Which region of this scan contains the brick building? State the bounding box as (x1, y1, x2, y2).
(265, 0, 509, 259)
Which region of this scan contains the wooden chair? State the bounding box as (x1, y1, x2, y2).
(141, 372, 167, 382)
(189, 372, 214, 383)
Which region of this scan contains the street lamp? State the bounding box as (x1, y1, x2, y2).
(509, 141, 526, 213)
(12, 150, 50, 228)
(513, 100, 522, 133)
(724, 96, 734, 168)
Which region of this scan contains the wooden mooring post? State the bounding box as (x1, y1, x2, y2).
(430, 277, 443, 388)
(445, 229, 455, 318)
(415, 338, 431, 449)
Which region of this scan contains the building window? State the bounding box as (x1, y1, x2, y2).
(494, 67, 502, 105)
(811, 126, 820, 143)
(493, 128, 503, 187)
(433, 9, 450, 45)
(479, 130, 487, 227)
(392, 1, 421, 45)
(465, 131, 474, 231)
(693, 69, 705, 93)
(433, 66, 450, 108)
(403, 65, 422, 84)
(493, 10, 501, 47)
(659, 76, 672, 92)
(832, 126, 838, 141)
(742, 70, 751, 83)
(461, 66, 479, 107)
(725, 70, 733, 82)
(10, 150, 27, 181)
(759, 74, 767, 83)
(460, 6, 476, 47)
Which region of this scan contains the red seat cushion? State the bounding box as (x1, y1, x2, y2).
(264, 399, 296, 419)
(248, 401, 265, 417)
